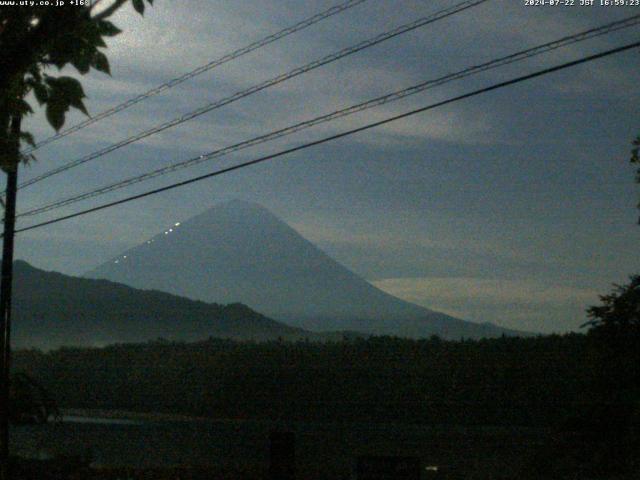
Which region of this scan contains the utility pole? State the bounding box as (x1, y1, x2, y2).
(0, 114, 21, 480)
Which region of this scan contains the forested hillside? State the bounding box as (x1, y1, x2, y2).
(12, 261, 308, 348)
(13, 332, 640, 477)
(14, 334, 595, 426)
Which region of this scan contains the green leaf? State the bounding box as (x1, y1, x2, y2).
(53, 76, 86, 102)
(19, 152, 37, 166)
(97, 20, 122, 37)
(43, 76, 89, 129)
(43, 74, 56, 87)
(47, 36, 84, 70)
(16, 99, 34, 115)
(93, 51, 111, 75)
(93, 35, 107, 48)
(19, 132, 36, 148)
(45, 99, 66, 132)
(28, 65, 42, 82)
(69, 97, 89, 117)
(72, 52, 91, 74)
(32, 82, 49, 105)
(79, 20, 107, 48)
(132, 0, 145, 15)
(48, 56, 68, 70)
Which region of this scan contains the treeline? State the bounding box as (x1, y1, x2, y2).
(12, 334, 604, 426)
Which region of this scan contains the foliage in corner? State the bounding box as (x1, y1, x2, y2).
(0, 0, 154, 171)
(584, 137, 640, 343)
(585, 275, 640, 337)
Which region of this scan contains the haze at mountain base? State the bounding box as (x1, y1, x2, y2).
(86, 200, 526, 339)
(12, 260, 309, 350)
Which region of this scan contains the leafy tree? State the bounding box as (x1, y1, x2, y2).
(0, 2, 155, 477)
(584, 276, 640, 390)
(583, 134, 640, 380)
(0, 0, 155, 169)
(575, 277, 640, 478)
(571, 137, 640, 478)
(585, 276, 640, 336)
(583, 135, 640, 371)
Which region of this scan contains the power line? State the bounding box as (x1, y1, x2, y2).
(18, 14, 639, 217)
(17, 0, 489, 191)
(16, 14, 640, 219)
(15, 40, 640, 234)
(21, 0, 371, 154)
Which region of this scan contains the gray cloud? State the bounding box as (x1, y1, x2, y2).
(13, 0, 640, 334)
(372, 276, 601, 333)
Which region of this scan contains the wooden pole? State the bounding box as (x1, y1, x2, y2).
(0, 114, 21, 480)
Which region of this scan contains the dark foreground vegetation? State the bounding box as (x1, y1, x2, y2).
(10, 327, 640, 479)
(13, 334, 597, 426)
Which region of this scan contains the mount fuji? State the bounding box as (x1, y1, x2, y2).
(86, 200, 523, 339)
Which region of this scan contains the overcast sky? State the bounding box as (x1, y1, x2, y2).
(13, 0, 640, 333)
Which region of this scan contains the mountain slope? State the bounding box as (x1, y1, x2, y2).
(12, 261, 307, 349)
(85, 200, 524, 339)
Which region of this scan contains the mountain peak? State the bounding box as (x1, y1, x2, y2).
(180, 199, 291, 235)
(86, 200, 521, 339)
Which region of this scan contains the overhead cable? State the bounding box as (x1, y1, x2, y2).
(21, 0, 371, 154)
(15, 39, 640, 234)
(17, 0, 489, 190)
(17, 14, 640, 219)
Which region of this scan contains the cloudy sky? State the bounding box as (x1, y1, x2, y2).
(13, 0, 640, 333)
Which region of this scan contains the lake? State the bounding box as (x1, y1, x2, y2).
(10, 412, 546, 478)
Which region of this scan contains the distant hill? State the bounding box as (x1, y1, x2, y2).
(12, 261, 311, 350)
(86, 200, 527, 339)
